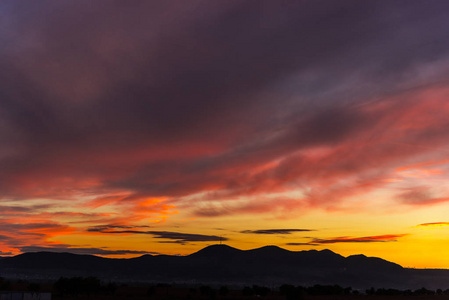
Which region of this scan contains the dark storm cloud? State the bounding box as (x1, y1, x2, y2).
(241, 229, 314, 235)
(19, 245, 158, 256)
(0, 0, 449, 207)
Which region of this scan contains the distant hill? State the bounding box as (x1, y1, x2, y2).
(0, 245, 448, 289)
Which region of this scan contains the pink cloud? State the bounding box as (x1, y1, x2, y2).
(397, 186, 449, 206)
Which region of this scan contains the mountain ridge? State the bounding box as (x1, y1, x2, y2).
(0, 244, 448, 289)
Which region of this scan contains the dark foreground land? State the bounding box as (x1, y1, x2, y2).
(3, 245, 449, 289)
(4, 277, 449, 300)
(3, 246, 449, 299)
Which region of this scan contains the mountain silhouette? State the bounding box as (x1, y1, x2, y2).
(189, 244, 243, 258)
(0, 244, 448, 289)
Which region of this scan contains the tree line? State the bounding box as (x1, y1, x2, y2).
(4, 276, 449, 298)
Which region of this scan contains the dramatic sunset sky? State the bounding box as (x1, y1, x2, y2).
(1, 1, 449, 268)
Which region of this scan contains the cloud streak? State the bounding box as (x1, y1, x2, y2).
(87, 226, 227, 244)
(309, 234, 407, 244)
(241, 229, 314, 235)
(416, 222, 449, 227)
(19, 245, 159, 256)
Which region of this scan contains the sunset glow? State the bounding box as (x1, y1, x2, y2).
(1, 1, 449, 269)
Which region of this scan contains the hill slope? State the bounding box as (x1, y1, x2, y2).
(0, 245, 446, 289)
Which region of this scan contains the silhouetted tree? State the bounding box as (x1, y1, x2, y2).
(404, 289, 413, 296)
(54, 276, 102, 296)
(219, 285, 229, 296)
(105, 281, 117, 295)
(279, 284, 304, 300)
(414, 287, 434, 295)
(200, 285, 212, 296)
(242, 286, 254, 296)
(210, 288, 217, 299)
(27, 282, 40, 296)
(54, 277, 69, 296)
(83, 276, 102, 295)
(189, 287, 197, 295)
(307, 284, 344, 295)
(0, 277, 11, 291)
(147, 285, 156, 297)
(366, 287, 375, 295)
(252, 285, 270, 297)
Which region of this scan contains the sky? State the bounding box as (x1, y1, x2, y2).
(1, 0, 449, 268)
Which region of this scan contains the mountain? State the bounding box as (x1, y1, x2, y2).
(0, 245, 448, 289)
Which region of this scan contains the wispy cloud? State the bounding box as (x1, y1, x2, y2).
(309, 234, 407, 244)
(0, 220, 76, 254)
(398, 187, 449, 206)
(88, 224, 152, 232)
(241, 229, 314, 235)
(286, 242, 319, 246)
(87, 226, 227, 244)
(19, 245, 159, 256)
(416, 222, 449, 227)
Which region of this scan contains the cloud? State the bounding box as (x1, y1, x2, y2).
(192, 197, 309, 218)
(241, 229, 313, 235)
(1, 1, 449, 254)
(86, 227, 227, 243)
(286, 243, 319, 246)
(19, 245, 159, 256)
(88, 224, 152, 232)
(0, 235, 12, 241)
(310, 234, 407, 244)
(0, 205, 34, 213)
(0, 221, 75, 252)
(0, 204, 54, 217)
(0, 1, 448, 204)
(416, 222, 449, 227)
(397, 187, 449, 206)
(149, 231, 228, 244)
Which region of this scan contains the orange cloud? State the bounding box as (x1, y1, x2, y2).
(0, 220, 77, 255)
